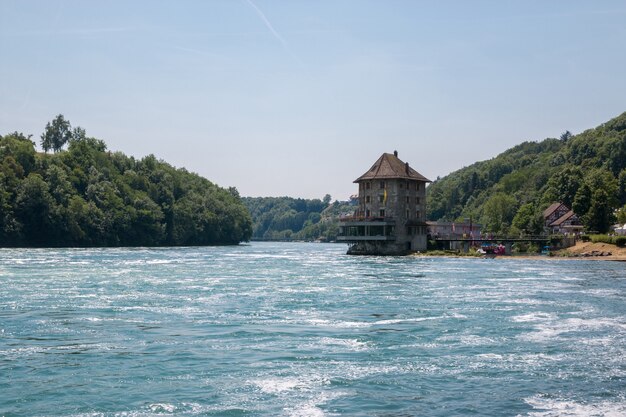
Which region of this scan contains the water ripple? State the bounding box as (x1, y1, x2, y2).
(1, 243, 625, 416)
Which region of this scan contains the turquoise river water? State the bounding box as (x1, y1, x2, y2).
(1, 242, 625, 416)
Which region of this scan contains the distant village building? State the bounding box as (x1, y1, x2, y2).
(543, 203, 584, 234)
(426, 221, 483, 239)
(337, 151, 431, 255)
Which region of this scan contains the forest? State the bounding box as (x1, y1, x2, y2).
(5, 111, 625, 247)
(242, 196, 352, 241)
(426, 112, 626, 234)
(0, 115, 252, 247)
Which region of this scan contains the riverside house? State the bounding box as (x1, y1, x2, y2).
(543, 203, 584, 235)
(338, 151, 431, 255)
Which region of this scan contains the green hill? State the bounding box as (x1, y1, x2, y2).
(0, 117, 252, 247)
(242, 196, 353, 241)
(426, 112, 626, 234)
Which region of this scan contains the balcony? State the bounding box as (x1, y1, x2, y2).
(338, 216, 396, 226)
(336, 235, 395, 242)
(337, 219, 397, 242)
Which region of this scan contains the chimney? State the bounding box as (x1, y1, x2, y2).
(405, 162, 410, 174)
(393, 150, 398, 157)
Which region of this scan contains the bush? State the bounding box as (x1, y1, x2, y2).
(588, 234, 626, 247)
(580, 235, 591, 242)
(590, 234, 614, 244)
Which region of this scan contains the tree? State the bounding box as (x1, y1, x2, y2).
(512, 203, 543, 235)
(559, 130, 572, 141)
(616, 205, 626, 225)
(41, 114, 72, 153)
(323, 194, 332, 205)
(0, 132, 36, 174)
(584, 189, 615, 233)
(619, 169, 626, 206)
(481, 193, 517, 234)
(15, 173, 56, 244)
(544, 165, 583, 208)
(71, 126, 87, 142)
(572, 183, 592, 219)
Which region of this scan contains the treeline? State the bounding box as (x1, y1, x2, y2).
(0, 115, 252, 247)
(427, 111, 626, 234)
(242, 196, 352, 241)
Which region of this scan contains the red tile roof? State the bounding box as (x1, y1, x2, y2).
(550, 210, 578, 226)
(354, 152, 431, 183)
(543, 202, 565, 218)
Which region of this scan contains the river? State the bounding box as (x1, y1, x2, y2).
(1, 242, 625, 416)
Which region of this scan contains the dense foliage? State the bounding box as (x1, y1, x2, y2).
(427, 112, 626, 234)
(242, 195, 353, 241)
(0, 117, 252, 247)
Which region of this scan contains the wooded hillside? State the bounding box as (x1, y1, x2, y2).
(242, 196, 352, 241)
(0, 116, 252, 247)
(426, 112, 626, 234)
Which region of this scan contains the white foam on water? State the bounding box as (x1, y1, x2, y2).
(458, 334, 499, 346)
(305, 318, 370, 328)
(251, 377, 311, 394)
(284, 394, 344, 417)
(519, 315, 626, 343)
(475, 353, 503, 360)
(521, 395, 626, 417)
(147, 402, 177, 413)
(147, 259, 176, 265)
(248, 376, 329, 394)
(285, 403, 327, 417)
(315, 337, 370, 351)
(511, 312, 557, 323)
(372, 316, 441, 325)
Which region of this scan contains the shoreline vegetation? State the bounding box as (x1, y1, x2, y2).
(412, 240, 626, 262)
(0, 116, 252, 247)
(426, 112, 626, 238)
(2, 112, 625, 250)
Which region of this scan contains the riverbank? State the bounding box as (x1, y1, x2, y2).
(553, 240, 626, 261)
(413, 241, 626, 261)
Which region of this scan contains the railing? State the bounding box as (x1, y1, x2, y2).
(339, 215, 395, 223)
(431, 234, 550, 242)
(337, 235, 396, 241)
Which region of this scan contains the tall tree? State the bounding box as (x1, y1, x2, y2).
(41, 114, 72, 153)
(585, 189, 615, 233)
(512, 203, 543, 235)
(480, 193, 517, 234)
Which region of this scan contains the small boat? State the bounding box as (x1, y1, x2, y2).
(480, 243, 505, 256)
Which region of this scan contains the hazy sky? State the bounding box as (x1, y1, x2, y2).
(2, 1, 626, 200)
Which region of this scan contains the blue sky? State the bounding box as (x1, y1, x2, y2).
(2, 1, 626, 200)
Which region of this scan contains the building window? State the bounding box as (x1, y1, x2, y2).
(415, 182, 419, 191)
(415, 196, 420, 204)
(378, 195, 384, 203)
(380, 181, 385, 189)
(379, 209, 385, 217)
(365, 209, 371, 218)
(399, 182, 404, 189)
(365, 182, 371, 190)
(406, 196, 410, 204)
(416, 210, 421, 219)
(365, 195, 371, 203)
(406, 209, 410, 218)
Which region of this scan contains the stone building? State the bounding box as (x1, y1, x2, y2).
(337, 151, 431, 255)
